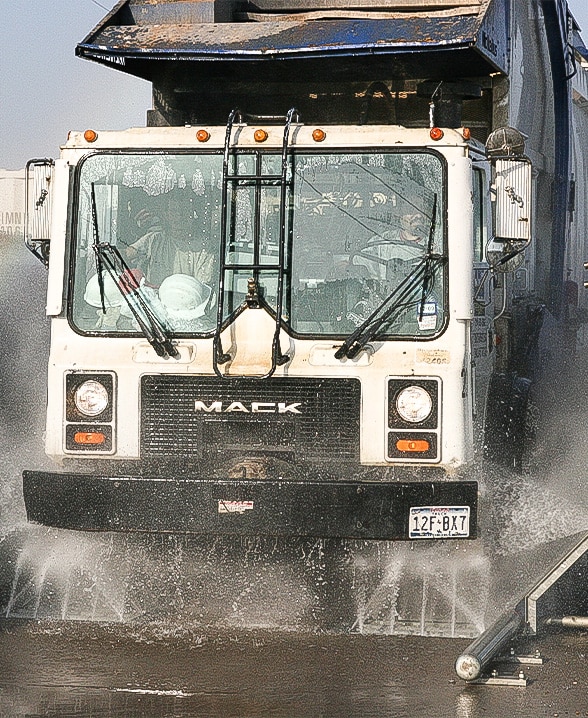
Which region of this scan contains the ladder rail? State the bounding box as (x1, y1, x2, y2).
(271, 107, 299, 373)
(213, 108, 299, 379)
(213, 108, 241, 367)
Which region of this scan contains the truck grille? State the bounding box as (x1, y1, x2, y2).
(140, 376, 360, 461)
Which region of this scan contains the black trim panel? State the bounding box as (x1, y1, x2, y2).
(23, 470, 478, 540)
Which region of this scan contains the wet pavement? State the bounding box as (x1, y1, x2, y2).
(1, 619, 588, 717)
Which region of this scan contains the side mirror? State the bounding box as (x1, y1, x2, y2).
(493, 158, 532, 242)
(25, 158, 54, 267)
(485, 127, 533, 271)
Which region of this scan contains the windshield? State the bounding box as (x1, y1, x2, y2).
(71, 150, 446, 339)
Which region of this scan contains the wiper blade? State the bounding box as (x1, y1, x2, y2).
(335, 255, 446, 359)
(418, 193, 439, 322)
(90, 184, 179, 360)
(94, 243, 180, 359)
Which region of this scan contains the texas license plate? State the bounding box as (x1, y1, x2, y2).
(409, 506, 470, 538)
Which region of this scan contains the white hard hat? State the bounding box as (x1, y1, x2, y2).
(84, 273, 122, 308)
(158, 273, 212, 320)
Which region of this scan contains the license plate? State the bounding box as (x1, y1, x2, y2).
(409, 506, 470, 538)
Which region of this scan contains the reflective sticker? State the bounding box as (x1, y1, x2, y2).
(417, 302, 437, 331)
(218, 500, 254, 514)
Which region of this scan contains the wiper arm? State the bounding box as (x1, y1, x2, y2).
(335, 249, 446, 359)
(94, 243, 180, 359)
(335, 259, 429, 360)
(335, 193, 445, 360)
(90, 184, 179, 360)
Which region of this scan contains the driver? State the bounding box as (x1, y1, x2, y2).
(352, 211, 427, 281)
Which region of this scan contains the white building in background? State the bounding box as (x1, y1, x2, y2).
(0, 169, 25, 240)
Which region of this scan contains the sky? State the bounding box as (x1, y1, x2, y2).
(1, 0, 588, 171)
(0, 1, 151, 170)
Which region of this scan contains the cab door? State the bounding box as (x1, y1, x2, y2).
(471, 164, 494, 413)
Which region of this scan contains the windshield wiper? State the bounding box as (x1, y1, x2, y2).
(334, 259, 429, 359)
(90, 184, 179, 360)
(335, 194, 445, 360)
(418, 194, 439, 322)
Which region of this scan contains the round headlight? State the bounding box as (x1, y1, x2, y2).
(74, 380, 109, 417)
(396, 385, 433, 423)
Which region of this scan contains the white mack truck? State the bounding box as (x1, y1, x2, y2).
(22, 0, 588, 549)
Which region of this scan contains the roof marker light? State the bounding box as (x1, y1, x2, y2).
(312, 128, 326, 142)
(430, 127, 444, 141)
(196, 129, 210, 142)
(254, 129, 268, 143)
(84, 129, 98, 143)
(462, 127, 472, 140)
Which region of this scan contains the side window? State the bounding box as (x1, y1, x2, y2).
(472, 168, 487, 263)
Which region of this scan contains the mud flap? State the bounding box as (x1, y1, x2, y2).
(483, 372, 531, 471)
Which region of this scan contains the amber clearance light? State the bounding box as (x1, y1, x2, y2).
(312, 128, 326, 142)
(196, 129, 210, 142)
(396, 438, 430, 453)
(254, 129, 268, 143)
(74, 431, 106, 445)
(429, 127, 444, 141)
(84, 129, 98, 143)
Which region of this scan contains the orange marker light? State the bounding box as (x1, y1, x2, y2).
(396, 439, 430, 453)
(196, 129, 210, 142)
(312, 128, 326, 142)
(254, 129, 268, 143)
(429, 127, 444, 141)
(462, 127, 471, 140)
(84, 129, 98, 143)
(74, 431, 105, 445)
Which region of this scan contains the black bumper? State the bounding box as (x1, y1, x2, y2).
(23, 470, 478, 540)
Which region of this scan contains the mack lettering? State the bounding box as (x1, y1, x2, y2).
(194, 401, 302, 414)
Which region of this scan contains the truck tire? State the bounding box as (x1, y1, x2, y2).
(483, 372, 532, 472)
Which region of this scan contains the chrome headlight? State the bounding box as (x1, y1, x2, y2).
(74, 380, 109, 417)
(395, 385, 433, 424)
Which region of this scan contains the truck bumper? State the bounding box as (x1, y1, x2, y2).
(23, 470, 478, 540)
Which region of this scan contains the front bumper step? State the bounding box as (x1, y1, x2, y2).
(23, 470, 478, 539)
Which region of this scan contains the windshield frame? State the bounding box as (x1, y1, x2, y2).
(287, 147, 448, 342)
(67, 146, 449, 343)
(67, 148, 223, 340)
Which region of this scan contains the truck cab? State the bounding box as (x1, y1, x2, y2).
(23, 110, 535, 540)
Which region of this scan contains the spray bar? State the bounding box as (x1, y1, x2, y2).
(545, 616, 588, 629)
(454, 609, 524, 681)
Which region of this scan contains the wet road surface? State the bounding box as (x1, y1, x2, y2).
(1, 619, 588, 717)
